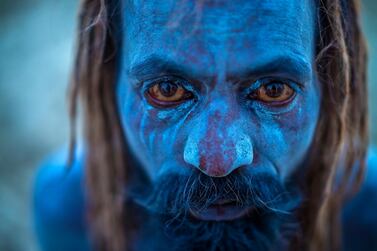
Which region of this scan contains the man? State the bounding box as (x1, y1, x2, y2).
(33, 0, 377, 250)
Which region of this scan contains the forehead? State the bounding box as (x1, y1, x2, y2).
(122, 0, 316, 77)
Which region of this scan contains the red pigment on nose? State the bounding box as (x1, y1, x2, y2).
(198, 110, 236, 176)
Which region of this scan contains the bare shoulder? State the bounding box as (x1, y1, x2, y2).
(33, 147, 92, 251)
(342, 147, 377, 251)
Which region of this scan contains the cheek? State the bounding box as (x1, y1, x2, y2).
(281, 108, 317, 156)
(119, 91, 189, 177)
(117, 85, 158, 176)
(257, 101, 319, 178)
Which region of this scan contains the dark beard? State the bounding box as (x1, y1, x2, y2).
(127, 170, 301, 251)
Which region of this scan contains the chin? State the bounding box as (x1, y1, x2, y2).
(134, 206, 299, 251)
(130, 170, 301, 251)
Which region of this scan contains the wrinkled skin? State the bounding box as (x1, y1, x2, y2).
(32, 0, 377, 251)
(116, 0, 320, 249)
(118, 0, 319, 186)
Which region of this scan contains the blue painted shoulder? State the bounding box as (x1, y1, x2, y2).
(342, 147, 377, 251)
(33, 147, 92, 251)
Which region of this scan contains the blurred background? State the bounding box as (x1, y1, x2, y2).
(0, 1, 376, 250)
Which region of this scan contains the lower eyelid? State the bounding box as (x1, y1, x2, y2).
(260, 92, 296, 105)
(255, 93, 298, 111)
(145, 90, 195, 108)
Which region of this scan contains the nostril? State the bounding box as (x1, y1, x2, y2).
(199, 159, 229, 177)
(230, 165, 245, 175)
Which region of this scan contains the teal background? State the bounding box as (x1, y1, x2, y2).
(0, 1, 375, 250)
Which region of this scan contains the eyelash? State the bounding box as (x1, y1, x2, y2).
(142, 76, 302, 108)
(143, 76, 193, 92)
(245, 77, 302, 91)
(246, 78, 301, 97)
(142, 76, 197, 108)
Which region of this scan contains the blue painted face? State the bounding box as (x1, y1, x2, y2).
(117, 0, 320, 222)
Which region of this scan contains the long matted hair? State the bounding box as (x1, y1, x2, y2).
(69, 0, 368, 250)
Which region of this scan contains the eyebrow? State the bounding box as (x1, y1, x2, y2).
(128, 54, 312, 84)
(128, 56, 196, 81)
(234, 55, 313, 84)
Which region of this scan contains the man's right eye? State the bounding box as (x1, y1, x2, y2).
(144, 78, 193, 108)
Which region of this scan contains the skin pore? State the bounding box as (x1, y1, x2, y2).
(116, 0, 321, 249)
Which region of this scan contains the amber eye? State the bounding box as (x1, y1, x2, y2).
(146, 79, 193, 107)
(249, 82, 295, 104)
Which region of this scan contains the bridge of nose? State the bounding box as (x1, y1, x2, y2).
(183, 103, 253, 177)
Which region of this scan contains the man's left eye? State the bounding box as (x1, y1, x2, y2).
(249, 81, 295, 104)
(145, 79, 193, 107)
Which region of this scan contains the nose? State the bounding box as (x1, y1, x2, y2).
(183, 112, 253, 177)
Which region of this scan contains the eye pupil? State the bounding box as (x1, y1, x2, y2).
(265, 83, 284, 97)
(159, 81, 178, 97)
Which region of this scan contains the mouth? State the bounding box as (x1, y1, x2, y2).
(189, 199, 252, 221)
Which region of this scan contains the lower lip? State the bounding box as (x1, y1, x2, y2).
(190, 203, 252, 221)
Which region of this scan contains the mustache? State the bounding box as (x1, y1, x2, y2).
(130, 169, 300, 217)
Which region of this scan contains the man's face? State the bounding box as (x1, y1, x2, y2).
(117, 0, 320, 222)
